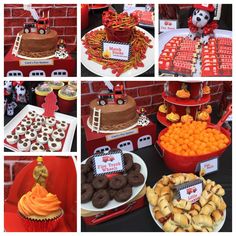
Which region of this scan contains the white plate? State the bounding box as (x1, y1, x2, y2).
(4, 104, 77, 152)
(159, 29, 232, 77)
(148, 181, 226, 232)
(81, 26, 154, 77)
(81, 151, 148, 212)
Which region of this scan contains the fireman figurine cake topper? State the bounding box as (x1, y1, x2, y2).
(33, 156, 48, 187)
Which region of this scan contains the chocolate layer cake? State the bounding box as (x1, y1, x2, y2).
(89, 96, 139, 131)
(18, 29, 58, 58)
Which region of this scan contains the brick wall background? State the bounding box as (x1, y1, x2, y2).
(81, 81, 225, 116)
(4, 4, 77, 54)
(4, 156, 36, 199)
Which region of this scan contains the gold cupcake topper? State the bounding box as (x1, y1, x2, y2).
(33, 156, 48, 188)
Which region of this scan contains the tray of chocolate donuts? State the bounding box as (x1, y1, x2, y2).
(81, 151, 147, 211)
(146, 173, 226, 232)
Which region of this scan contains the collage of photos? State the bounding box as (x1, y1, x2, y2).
(1, 1, 234, 235)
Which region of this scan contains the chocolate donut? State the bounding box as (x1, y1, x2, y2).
(92, 176, 108, 189)
(86, 171, 94, 183)
(81, 164, 90, 174)
(108, 188, 117, 200)
(124, 153, 133, 171)
(128, 163, 141, 174)
(114, 185, 132, 202)
(127, 172, 145, 186)
(81, 173, 86, 184)
(109, 175, 127, 190)
(92, 189, 110, 208)
(81, 183, 94, 203)
(86, 157, 93, 171)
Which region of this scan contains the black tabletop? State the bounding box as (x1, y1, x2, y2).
(4, 103, 77, 152)
(81, 4, 155, 77)
(81, 106, 232, 232)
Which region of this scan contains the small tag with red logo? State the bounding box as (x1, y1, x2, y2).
(92, 149, 125, 176)
(175, 179, 203, 203)
(199, 158, 219, 175)
(102, 41, 131, 61)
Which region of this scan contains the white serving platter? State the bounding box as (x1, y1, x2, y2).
(4, 104, 77, 152)
(159, 28, 232, 77)
(149, 180, 226, 232)
(81, 25, 154, 77)
(81, 151, 148, 212)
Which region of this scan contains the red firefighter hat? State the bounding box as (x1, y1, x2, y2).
(193, 4, 215, 12)
(12, 81, 24, 87)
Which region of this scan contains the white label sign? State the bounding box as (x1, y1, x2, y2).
(102, 41, 131, 61)
(106, 128, 139, 141)
(179, 182, 203, 203)
(200, 158, 218, 175)
(159, 19, 178, 32)
(19, 59, 54, 66)
(93, 150, 124, 176)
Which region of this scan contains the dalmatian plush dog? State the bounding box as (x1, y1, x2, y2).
(14, 83, 27, 103)
(6, 102, 17, 116)
(188, 4, 218, 44)
(4, 81, 17, 116)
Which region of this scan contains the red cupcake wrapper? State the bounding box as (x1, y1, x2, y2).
(18, 210, 64, 232)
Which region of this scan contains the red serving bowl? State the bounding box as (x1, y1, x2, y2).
(157, 126, 231, 173)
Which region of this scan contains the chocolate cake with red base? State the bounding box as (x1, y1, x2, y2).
(89, 96, 139, 131)
(18, 30, 58, 58)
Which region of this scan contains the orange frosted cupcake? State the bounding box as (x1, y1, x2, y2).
(203, 85, 211, 95)
(197, 111, 210, 121)
(158, 104, 168, 114)
(181, 114, 194, 123)
(176, 89, 190, 99)
(166, 112, 180, 122)
(18, 184, 63, 232)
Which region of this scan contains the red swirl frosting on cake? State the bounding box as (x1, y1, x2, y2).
(18, 184, 61, 217)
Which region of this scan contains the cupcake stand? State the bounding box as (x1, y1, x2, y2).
(157, 81, 211, 127)
(4, 156, 77, 232)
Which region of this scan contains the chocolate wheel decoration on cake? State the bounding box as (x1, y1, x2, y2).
(157, 81, 211, 127)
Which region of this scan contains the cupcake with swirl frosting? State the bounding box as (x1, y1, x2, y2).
(18, 183, 63, 231)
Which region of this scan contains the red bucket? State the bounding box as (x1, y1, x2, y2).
(105, 27, 132, 43)
(58, 89, 76, 114)
(35, 87, 53, 108)
(157, 126, 231, 173)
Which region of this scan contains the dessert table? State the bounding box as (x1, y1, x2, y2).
(81, 107, 232, 232)
(81, 4, 155, 77)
